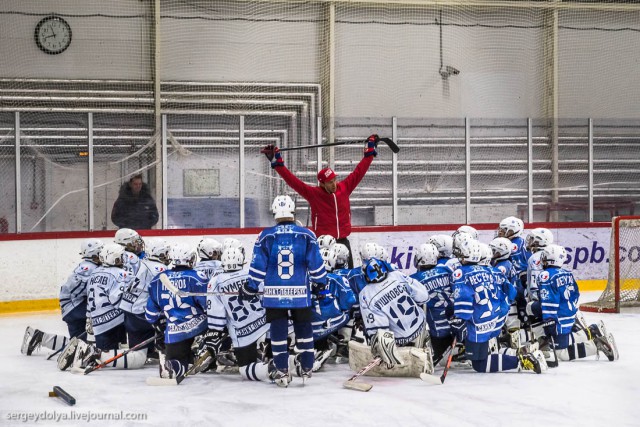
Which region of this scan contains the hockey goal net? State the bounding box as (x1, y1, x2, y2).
(581, 216, 640, 313)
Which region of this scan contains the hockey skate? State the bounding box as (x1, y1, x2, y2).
(268, 361, 292, 388)
(312, 341, 337, 372)
(589, 321, 619, 361)
(518, 349, 548, 374)
(57, 337, 80, 371)
(21, 327, 44, 356)
(292, 355, 313, 382)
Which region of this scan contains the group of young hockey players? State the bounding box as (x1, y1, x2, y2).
(21, 204, 619, 388)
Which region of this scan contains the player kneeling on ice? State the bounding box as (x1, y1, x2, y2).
(349, 258, 434, 378)
(199, 246, 273, 381)
(22, 239, 104, 357)
(451, 239, 547, 374)
(525, 245, 619, 365)
(245, 195, 328, 388)
(146, 244, 209, 380)
(58, 244, 148, 371)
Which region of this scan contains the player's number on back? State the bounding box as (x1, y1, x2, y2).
(277, 249, 294, 279)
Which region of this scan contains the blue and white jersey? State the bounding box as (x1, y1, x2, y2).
(59, 259, 99, 319)
(492, 260, 518, 304)
(249, 221, 326, 309)
(526, 251, 545, 301)
(195, 259, 223, 282)
(359, 270, 428, 345)
(332, 267, 351, 280)
(509, 236, 530, 277)
(488, 265, 512, 333)
(437, 257, 460, 275)
(312, 273, 356, 340)
(539, 267, 579, 335)
(123, 250, 141, 275)
(452, 265, 503, 343)
(145, 267, 208, 344)
(346, 267, 367, 297)
(410, 265, 454, 338)
(207, 268, 269, 348)
(87, 265, 128, 335)
(119, 259, 167, 315)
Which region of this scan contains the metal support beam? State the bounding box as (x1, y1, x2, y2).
(239, 116, 246, 228)
(527, 118, 533, 223)
(14, 112, 21, 233)
(88, 112, 94, 231)
(465, 117, 471, 224)
(317, 116, 323, 173)
(161, 114, 168, 229)
(392, 117, 398, 226)
(588, 118, 594, 222)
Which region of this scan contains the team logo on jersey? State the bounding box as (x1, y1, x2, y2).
(453, 269, 463, 280)
(539, 271, 550, 282)
(534, 259, 541, 266)
(540, 288, 550, 300)
(511, 243, 518, 253)
(498, 265, 506, 274)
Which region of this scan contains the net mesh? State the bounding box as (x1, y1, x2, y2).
(581, 217, 640, 312)
(1, 1, 640, 232)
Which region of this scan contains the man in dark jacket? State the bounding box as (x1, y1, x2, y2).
(111, 175, 159, 230)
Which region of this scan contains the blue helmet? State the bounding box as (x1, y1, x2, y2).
(363, 258, 389, 284)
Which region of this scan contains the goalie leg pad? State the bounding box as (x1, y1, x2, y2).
(348, 340, 428, 377)
(370, 330, 402, 368)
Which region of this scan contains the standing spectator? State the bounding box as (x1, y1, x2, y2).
(111, 174, 159, 230)
(261, 134, 380, 268)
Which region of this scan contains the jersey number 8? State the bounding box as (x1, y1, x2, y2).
(277, 248, 294, 279)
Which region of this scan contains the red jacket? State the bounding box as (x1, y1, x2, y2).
(275, 156, 373, 239)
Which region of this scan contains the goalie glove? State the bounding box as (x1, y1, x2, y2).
(370, 330, 402, 368)
(152, 318, 167, 352)
(364, 134, 379, 158)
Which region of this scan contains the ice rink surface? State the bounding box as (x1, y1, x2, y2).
(1, 292, 637, 427)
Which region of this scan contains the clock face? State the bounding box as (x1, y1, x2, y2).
(35, 16, 72, 55)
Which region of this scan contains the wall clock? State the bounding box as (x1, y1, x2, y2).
(35, 16, 72, 55)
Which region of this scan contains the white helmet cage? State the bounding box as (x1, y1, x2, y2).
(114, 228, 144, 254)
(80, 238, 104, 259)
(146, 238, 171, 264)
(541, 244, 567, 268)
(198, 238, 223, 260)
(221, 247, 246, 272)
(170, 244, 197, 268)
(497, 216, 524, 239)
(414, 243, 439, 269)
(525, 228, 554, 252)
(100, 243, 125, 267)
(428, 234, 453, 258)
(272, 195, 296, 220)
(317, 235, 336, 249)
(489, 237, 512, 261)
(328, 243, 350, 270)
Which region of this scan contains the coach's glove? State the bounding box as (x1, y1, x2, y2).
(542, 320, 558, 338)
(311, 281, 330, 301)
(261, 145, 284, 169)
(364, 134, 379, 158)
(238, 280, 260, 304)
(198, 330, 225, 358)
(152, 318, 167, 352)
(448, 317, 468, 342)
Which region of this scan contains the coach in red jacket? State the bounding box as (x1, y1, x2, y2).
(262, 135, 379, 267)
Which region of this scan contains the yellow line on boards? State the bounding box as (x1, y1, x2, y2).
(576, 280, 606, 292)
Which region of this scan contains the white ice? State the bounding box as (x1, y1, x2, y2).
(1, 292, 637, 427)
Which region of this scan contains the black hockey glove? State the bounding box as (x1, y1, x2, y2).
(364, 134, 379, 158)
(311, 281, 330, 300)
(238, 281, 260, 304)
(152, 318, 167, 352)
(261, 144, 276, 161)
(448, 317, 467, 342)
(198, 330, 225, 358)
(542, 320, 558, 338)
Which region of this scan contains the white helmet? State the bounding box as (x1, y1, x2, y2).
(198, 238, 222, 260)
(114, 228, 144, 254)
(317, 235, 336, 249)
(100, 243, 125, 267)
(328, 243, 350, 270)
(452, 231, 474, 256)
(223, 237, 245, 258)
(170, 244, 197, 268)
(525, 228, 554, 252)
(478, 243, 493, 266)
(497, 216, 524, 239)
(320, 247, 332, 271)
(428, 234, 453, 258)
(147, 238, 171, 265)
(221, 247, 245, 272)
(541, 244, 567, 268)
(456, 239, 482, 264)
(375, 245, 389, 262)
(414, 243, 439, 269)
(272, 195, 295, 220)
(489, 237, 512, 261)
(455, 225, 478, 240)
(80, 238, 104, 259)
(360, 242, 379, 263)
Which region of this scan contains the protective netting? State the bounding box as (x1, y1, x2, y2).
(581, 217, 640, 312)
(1, 1, 640, 232)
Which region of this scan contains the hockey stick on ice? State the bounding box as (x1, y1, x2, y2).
(343, 357, 382, 392)
(420, 337, 457, 385)
(277, 137, 400, 154)
(71, 334, 158, 375)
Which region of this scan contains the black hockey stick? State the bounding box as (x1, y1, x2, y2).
(277, 137, 400, 154)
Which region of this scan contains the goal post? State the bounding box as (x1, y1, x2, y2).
(580, 216, 640, 313)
